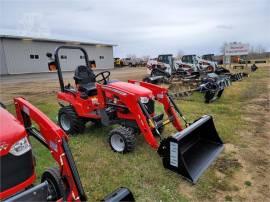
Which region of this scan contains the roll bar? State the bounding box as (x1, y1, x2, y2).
(53, 46, 90, 92)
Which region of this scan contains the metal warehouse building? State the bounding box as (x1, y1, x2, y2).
(0, 35, 115, 75)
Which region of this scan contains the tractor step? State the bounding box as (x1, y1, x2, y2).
(157, 115, 223, 183)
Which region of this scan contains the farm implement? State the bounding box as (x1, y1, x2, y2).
(46, 46, 224, 183)
(169, 73, 232, 103)
(144, 54, 247, 103)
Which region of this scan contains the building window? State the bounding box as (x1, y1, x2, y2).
(100, 56, 104, 59)
(30, 54, 39, 59)
(61, 55, 67, 59)
(80, 55, 85, 59)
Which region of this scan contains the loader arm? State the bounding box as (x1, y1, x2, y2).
(14, 97, 86, 202)
(97, 84, 160, 149)
(97, 81, 185, 149)
(128, 80, 184, 130)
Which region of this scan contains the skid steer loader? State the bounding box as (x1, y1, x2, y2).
(46, 46, 223, 183)
(144, 54, 232, 103)
(145, 54, 245, 84)
(145, 53, 251, 103)
(143, 54, 198, 84)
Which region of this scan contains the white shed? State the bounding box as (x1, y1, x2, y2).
(0, 35, 116, 75)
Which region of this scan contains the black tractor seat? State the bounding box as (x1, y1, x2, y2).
(78, 82, 97, 96)
(74, 65, 97, 96)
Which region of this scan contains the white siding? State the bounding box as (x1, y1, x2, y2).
(1, 38, 114, 74)
(0, 39, 8, 75)
(82, 45, 114, 69)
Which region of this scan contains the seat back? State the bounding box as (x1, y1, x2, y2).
(74, 65, 95, 85)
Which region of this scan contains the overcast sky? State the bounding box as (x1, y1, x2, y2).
(0, 0, 269, 57)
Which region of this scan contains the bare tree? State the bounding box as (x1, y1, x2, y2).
(142, 55, 150, 61)
(176, 50, 184, 59)
(255, 44, 266, 54)
(249, 45, 255, 54)
(248, 44, 266, 59)
(220, 42, 228, 54)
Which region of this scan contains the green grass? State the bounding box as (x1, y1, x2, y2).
(5, 67, 269, 201)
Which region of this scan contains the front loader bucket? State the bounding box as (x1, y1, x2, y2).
(158, 115, 223, 183)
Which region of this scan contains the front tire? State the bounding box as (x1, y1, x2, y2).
(41, 167, 65, 201)
(58, 106, 85, 134)
(207, 66, 214, 72)
(108, 127, 136, 153)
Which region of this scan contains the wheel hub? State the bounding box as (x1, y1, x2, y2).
(111, 134, 125, 152)
(60, 114, 71, 131)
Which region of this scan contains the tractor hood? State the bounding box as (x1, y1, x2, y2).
(108, 81, 153, 97)
(0, 107, 27, 156)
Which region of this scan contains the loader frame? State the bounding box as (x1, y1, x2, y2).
(14, 97, 86, 201)
(2, 98, 134, 201)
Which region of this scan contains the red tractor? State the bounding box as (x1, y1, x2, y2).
(47, 46, 224, 183)
(0, 98, 134, 201)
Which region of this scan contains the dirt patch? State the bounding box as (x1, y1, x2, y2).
(215, 156, 242, 176)
(217, 68, 270, 201)
(0, 67, 147, 104)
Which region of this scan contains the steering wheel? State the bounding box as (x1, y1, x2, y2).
(95, 71, 111, 84)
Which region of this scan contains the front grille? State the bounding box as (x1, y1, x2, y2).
(144, 99, 155, 114)
(0, 150, 34, 192)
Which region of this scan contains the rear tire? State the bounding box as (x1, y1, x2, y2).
(58, 106, 85, 134)
(41, 167, 65, 201)
(108, 127, 136, 153)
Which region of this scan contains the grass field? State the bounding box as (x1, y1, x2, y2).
(5, 67, 269, 201)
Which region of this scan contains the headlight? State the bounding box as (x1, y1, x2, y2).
(10, 137, 31, 156)
(140, 97, 149, 104)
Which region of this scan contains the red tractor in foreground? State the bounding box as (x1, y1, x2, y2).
(47, 46, 224, 183)
(0, 98, 134, 201)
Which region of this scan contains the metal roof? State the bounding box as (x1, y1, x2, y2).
(0, 34, 116, 47)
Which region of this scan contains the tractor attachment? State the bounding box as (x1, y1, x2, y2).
(198, 73, 231, 103)
(128, 81, 224, 182)
(169, 73, 231, 103)
(158, 115, 224, 183)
